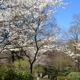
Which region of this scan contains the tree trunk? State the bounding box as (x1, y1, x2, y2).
(11, 51, 15, 62)
(30, 63, 33, 74)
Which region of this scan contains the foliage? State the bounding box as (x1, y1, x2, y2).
(0, 69, 34, 80)
(44, 66, 57, 75)
(57, 72, 80, 80)
(57, 66, 70, 76)
(0, 63, 14, 70)
(13, 59, 29, 71)
(40, 78, 49, 80)
(50, 73, 57, 80)
(44, 66, 58, 79)
(0, 69, 6, 80)
(58, 72, 69, 76)
(67, 72, 80, 80)
(0, 59, 30, 71)
(57, 76, 70, 80)
(34, 66, 45, 73)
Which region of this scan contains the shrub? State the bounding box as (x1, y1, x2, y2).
(57, 76, 70, 80)
(43, 66, 58, 80)
(67, 72, 80, 80)
(22, 71, 34, 80)
(58, 71, 69, 76)
(44, 66, 57, 75)
(57, 72, 80, 80)
(0, 69, 34, 80)
(0, 69, 6, 80)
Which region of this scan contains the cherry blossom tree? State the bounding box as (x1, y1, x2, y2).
(64, 13, 80, 71)
(0, 0, 67, 73)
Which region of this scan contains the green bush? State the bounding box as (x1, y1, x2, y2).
(0, 69, 34, 80)
(43, 66, 58, 80)
(57, 72, 80, 80)
(22, 72, 34, 80)
(49, 72, 58, 80)
(0, 69, 6, 80)
(44, 66, 57, 75)
(4, 69, 18, 80)
(57, 76, 70, 80)
(58, 71, 69, 76)
(67, 72, 80, 80)
(13, 59, 29, 71)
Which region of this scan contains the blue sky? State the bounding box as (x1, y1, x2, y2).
(53, 0, 80, 30)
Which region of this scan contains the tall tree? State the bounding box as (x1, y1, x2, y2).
(0, 0, 67, 74)
(69, 13, 80, 54)
(68, 14, 80, 71)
